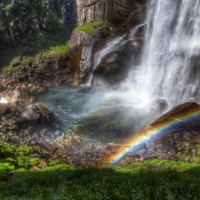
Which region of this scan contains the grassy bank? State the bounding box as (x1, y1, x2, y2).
(0, 165, 199, 200)
(0, 143, 199, 199)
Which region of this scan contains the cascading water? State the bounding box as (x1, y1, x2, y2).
(130, 0, 200, 107)
(85, 24, 145, 87)
(85, 35, 126, 87)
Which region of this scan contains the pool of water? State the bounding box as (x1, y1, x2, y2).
(37, 86, 160, 143)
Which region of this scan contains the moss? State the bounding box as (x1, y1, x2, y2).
(75, 21, 107, 36)
(0, 142, 62, 174)
(143, 158, 200, 171)
(0, 162, 15, 172)
(0, 143, 40, 173)
(50, 44, 70, 56)
(2, 63, 29, 73)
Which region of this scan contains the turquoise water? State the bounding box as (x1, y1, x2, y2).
(37, 86, 157, 143)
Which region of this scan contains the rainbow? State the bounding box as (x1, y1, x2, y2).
(101, 103, 200, 166)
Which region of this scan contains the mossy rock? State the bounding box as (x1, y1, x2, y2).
(75, 21, 107, 36)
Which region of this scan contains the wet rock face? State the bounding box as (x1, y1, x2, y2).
(21, 103, 54, 123)
(0, 103, 61, 145)
(68, 30, 94, 85)
(68, 27, 111, 85)
(93, 40, 139, 86)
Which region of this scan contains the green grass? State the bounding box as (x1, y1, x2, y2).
(49, 44, 70, 56)
(75, 21, 107, 36)
(0, 166, 199, 200)
(143, 158, 200, 171)
(0, 142, 199, 199)
(0, 23, 71, 71)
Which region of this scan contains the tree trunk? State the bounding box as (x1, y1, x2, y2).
(8, 25, 16, 46)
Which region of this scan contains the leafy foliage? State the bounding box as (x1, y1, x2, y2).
(0, 0, 63, 49)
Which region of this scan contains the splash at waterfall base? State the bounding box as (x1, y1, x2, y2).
(35, 89, 200, 167)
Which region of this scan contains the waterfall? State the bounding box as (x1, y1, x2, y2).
(84, 35, 126, 87)
(132, 0, 200, 107)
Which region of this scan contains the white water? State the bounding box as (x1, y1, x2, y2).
(85, 35, 126, 87)
(128, 0, 200, 108)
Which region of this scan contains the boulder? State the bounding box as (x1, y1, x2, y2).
(152, 102, 200, 127)
(0, 103, 61, 145)
(68, 30, 95, 85)
(21, 103, 53, 123)
(68, 30, 90, 49)
(6, 85, 35, 103)
(93, 40, 139, 86)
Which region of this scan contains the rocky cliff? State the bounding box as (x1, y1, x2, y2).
(76, 0, 146, 25)
(49, 0, 144, 26)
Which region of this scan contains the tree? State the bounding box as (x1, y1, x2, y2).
(0, 0, 63, 49)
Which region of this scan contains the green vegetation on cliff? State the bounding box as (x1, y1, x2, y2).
(75, 21, 107, 36)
